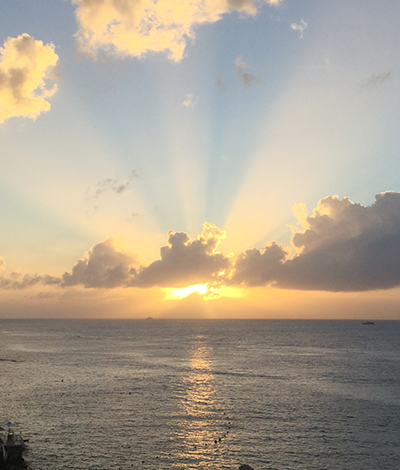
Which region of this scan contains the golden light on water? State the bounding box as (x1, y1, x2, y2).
(176, 335, 217, 456)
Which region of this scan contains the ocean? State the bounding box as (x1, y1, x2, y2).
(0, 319, 399, 470)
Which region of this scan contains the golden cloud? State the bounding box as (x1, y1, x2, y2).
(0, 34, 59, 124)
(72, 0, 281, 61)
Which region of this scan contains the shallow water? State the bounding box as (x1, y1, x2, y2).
(0, 319, 399, 469)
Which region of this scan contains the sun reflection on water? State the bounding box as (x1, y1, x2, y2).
(175, 334, 222, 464)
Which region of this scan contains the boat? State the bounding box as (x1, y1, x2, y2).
(362, 321, 375, 325)
(0, 422, 28, 468)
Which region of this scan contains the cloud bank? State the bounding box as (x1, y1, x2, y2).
(278, 192, 400, 291)
(3, 192, 400, 294)
(0, 273, 60, 290)
(0, 34, 59, 123)
(72, 0, 281, 61)
(61, 223, 229, 289)
(232, 192, 400, 291)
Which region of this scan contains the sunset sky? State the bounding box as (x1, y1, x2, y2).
(1, 0, 400, 319)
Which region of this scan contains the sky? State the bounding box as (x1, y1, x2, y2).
(1, 0, 400, 319)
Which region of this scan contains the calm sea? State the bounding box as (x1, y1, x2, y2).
(0, 320, 399, 470)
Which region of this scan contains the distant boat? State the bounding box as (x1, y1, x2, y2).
(362, 321, 375, 325)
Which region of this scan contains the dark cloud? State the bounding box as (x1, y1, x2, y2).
(84, 171, 139, 217)
(216, 75, 227, 92)
(62, 238, 138, 288)
(361, 71, 392, 90)
(227, 0, 257, 15)
(30, 292, 57, 299)
(230, 192, 400, 292)
(129, 212, 140, 221)
(234, 57, 257, 87)
(86, 171, 139, 201)
(94, 177, 129, 197)
(0, 273, 60, 290)
(278, 192, 400, 291)
(229, 242, 289, 287)
(61, 223, 230, 289)
(133, 223, 230, 288)
(4, 192, 400, 294)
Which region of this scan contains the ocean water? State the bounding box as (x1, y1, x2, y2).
(0, 319, 399, 470)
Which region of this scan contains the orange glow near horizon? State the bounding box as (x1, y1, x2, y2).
(166, 283, 208, 300)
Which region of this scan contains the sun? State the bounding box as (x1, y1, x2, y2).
(164, 283, 244, 301)
(166, 284, 208, 300)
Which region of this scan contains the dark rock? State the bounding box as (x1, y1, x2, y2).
(239, 465, 254, 470)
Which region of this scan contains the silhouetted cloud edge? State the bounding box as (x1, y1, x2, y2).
(2, 191, 400, 293)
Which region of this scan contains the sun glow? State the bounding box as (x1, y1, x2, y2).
(164, 283, 245, 301)
(166, 283, 208, 299)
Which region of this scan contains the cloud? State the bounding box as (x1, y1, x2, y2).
(62, 238, 138, 288)
(72, 0, 280, 61)
(0, 257, 6, 271)
(182, 92, 195, 107)
(229, 242, 290, 287)
(230, 192, 400, 292)
(0, 224, 230, 291)
(0, 34, 59, 124)
(61, 223, 230, 289)
(84, 172, 138, 216)
(5, 191, 400, 294)
(361, 71, 392, 90)
(94, 177, 131, 197)
(30, 292, 57, 300)
(89, 171, 138, 199)
(128, 211, 140, 221)
(134, 222, 230, 287)
(216, 75, 227, 92)
(234, 56, 257, 87)
(291, 18, 307, 38)
(0, 273, 60, 290)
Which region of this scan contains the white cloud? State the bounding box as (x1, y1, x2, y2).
(182, 92, 195, 107)
(291, 18, 307, 39)
(0, 34, 59, 124)
(72, 0, 280, 61)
